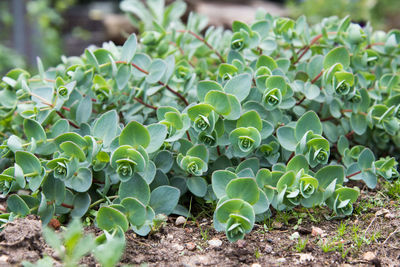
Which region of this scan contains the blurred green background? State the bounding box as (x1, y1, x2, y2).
(1, 0, 399, 75)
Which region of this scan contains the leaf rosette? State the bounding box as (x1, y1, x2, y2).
(229, 127, 261, 157)
(111, 145, 147, 182)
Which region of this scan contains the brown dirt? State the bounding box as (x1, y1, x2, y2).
(0, 190, 399, 267)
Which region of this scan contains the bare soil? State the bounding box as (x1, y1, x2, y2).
(0, 190, 399, 267)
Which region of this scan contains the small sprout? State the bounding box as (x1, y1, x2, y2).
(263, 88, 282, 110)
(194, 115, 210, 132)
(336, 80, 351, 95)
(57, 86, 68, 97)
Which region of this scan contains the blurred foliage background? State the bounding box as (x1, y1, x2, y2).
(0, 0, 399, 75)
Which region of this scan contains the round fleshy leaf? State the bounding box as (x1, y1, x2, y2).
(212, 170, 238, 199)
(121, 197, 147, 226)
(323, 46, 350, 69)
(226, 178, 259, 205)
(119, 121, 150, 148)
(7, 194, 30, 216)
(65, 167, 92, 192)
(96, 206, 129, 232)
(187, 177, 208, 197)
(295, 111, 322, 140)
(149, 185, 180, 215)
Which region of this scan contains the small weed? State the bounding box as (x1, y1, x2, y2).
(199, 225, 210, 241)
(294, 237, 308, 252)
(254, 248, 261, 259)
(318, 238, 337, 253)
(337, 221, 347, 238)
(384, 180, 400, 200)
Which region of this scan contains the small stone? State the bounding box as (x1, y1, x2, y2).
(363, 251, 376, 261)
(290, 231, 300, 240)
(311, 226, 324, 237)
(385, 213, 395, 219)
(172, 243, 184, 251)
(264, 244, 273, 253)
(0, 255, 9, 263)
(0, 204, 5, 212)
(251, 264, 261, 267)
(272, 221, 283, 229)
(186, 242, 196, 251)
(166, 234, 174, 240)
(175, 216, 186, 226)
(298, 253, 314, 263)
(276, 258, 286, 263)
(208, 238, 222, 248)
(376, 209, 389, 217)
(236, 239, 246, 248)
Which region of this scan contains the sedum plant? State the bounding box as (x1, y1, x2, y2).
(1, 0, 400, 243)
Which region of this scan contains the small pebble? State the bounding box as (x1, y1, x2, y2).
(208, 238, 222, 248)
(276, 258, 286, 263)
(376, 209, 389, 217)
(186, 242, 196, 251)
(175, 216, 186, 226)
(385, 213, 395, 219)
(251, 264, 261, 267)
(264, 244, 273, 253)
(311, 226, 324, 237)
(290, 231, 300, 240)
(166, 234, 174, 240)
(363, 251, 376, 261)
(172, 243, 184, 251)
(272, 221, 283, 229)
(0, 255, 9, 263)
(236, 239, 246, 248)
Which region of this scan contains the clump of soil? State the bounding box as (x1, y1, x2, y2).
(0, 215, 50, 265)
(0, 190, 399, 266)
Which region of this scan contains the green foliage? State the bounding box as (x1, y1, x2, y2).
(0, 0, 399, 245)
(23, 218, 125, 267)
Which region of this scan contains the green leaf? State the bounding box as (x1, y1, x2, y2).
(276, 126, 297, 151)
(119, 174, 150, 205)
(60, 141, 86, 162)
(350, 113, 367, 135)
(121, 197, 147, 226)
(119, 121, 150, 148)
(23, 119, 46, 142)
(224, 73, 252, 101)
(215, 199, 254, 224)
(146, 123, 168, 153)
(7, 194, 30, 216)
(358, 148, 375, 170)
(197, 81, 223, 102)
(204, 90, 231, 116)
(315, 165, 344, 188)
(226, 178, 260, 205)
(212, 170, 238, 199)
(76, 96, 92, 124)
(120, 33, 137, 62)
(96, 207, 129, 232)
(256, 55, 277, 70)
(146, 59, 167, 84)
(187, 144, 208, 162)
(93, 110, 119, 147)
(323, 46, 350, 69)
(71, 192, 91, 217)
(85, 49, 99, 71)
(286, 155, 309, 174)
(186, 177, 208, 197)
(237, 110, 262, 131)
(295, 111, 322, 140)
(149, 186, 180, 215)
(116, 64, 131, 90)
(15, 151, 41, 176)
(65, 168, 92, 193)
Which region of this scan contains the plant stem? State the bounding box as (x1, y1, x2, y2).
(311, 70, 324, 84)
(177, 30, 225, 63)
(133, 97, 158, 110)
(55, 111, 80, 129)
(346, 170, 362, 178)
(115, 61, 189, 106)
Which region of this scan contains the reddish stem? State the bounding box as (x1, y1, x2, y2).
(61, 106, 70, 112)
(311, 70, 324, 84)
(55, 111, 80, 129)
(320, 116, 335, 122)
(296, 96, 306, 106)
(115, 61, 189, 106)
(286, 152, 295, 164)
(346, 170, 362, 178)
(345, 130, 355, 139)
(216, 146, 221, 156)
(133, 97, 157, 110)
(186, 131, 192, 142)
(177, 30, 225, 63)
(61, 203, 74, 209)
(293, 34, 323, 64)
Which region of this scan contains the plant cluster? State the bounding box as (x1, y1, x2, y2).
(0, 0, 399, 243)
